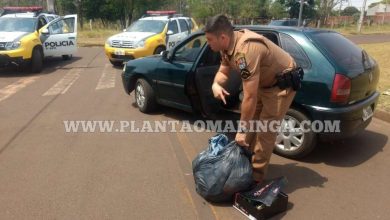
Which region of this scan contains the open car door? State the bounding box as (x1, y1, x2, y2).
(190, 44, 242, 118)
(41, 15, 77, 57)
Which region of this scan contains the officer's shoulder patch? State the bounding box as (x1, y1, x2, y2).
(240, 69, 251, 80)
(235, 52, 247, 70)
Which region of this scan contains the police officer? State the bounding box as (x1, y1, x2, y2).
(205, 14, 297, 184)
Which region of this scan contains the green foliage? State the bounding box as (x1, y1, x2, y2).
(282, 0, 316, 19)
(1, 0, 330, 26)
(0, 0, 46, 7)
(56, 0, 77, 14)
(341, 6, 360, 16)
(270, 1, 288, 19)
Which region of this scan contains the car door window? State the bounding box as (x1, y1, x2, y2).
(178, 19, 189, 33)
(186, 18, 193, 30)
(49, 17, 75, 35)
(37, 17, 47, 31)
(168, 20, 179, 34)
(174, 35, 206, 62)
(280, 33, 311, 69)
(198, 46, 221, 67)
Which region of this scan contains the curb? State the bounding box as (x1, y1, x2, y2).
(374, 109, 390, 123)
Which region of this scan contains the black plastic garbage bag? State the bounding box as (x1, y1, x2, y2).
(192, 134, 253, 202)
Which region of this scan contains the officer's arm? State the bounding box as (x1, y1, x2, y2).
(214, 51, 231, 86)
(213, 65, 230, 86)
(239, 42, 266, 126)
(240, 74, 259, 124)
(212, 65, 231, 104)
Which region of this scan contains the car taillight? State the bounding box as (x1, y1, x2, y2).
(331, 73, 351, 104)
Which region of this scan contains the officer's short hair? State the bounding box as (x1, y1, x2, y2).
(204, 14, 233, 36)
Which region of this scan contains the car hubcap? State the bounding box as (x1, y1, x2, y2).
(276, 116, 305, 151)
(136, 83, 145, 108)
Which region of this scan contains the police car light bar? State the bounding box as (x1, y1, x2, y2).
(1, 6, 44, 17)
(146, 10, 176, 15)
(3, 6, 43, 12)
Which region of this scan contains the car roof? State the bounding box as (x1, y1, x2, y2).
(191, 25, 336, 36)
(140, 15, 192, 21)
(140, 16, 169, 21)
(236, 25, 304, 32)
(238, 25, 337, 34)
(40, 13, 58, 17)
(1, 12, 36, 18)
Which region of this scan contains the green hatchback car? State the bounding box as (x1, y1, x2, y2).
(121, 26, 380, 158)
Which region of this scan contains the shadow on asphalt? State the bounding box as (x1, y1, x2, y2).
(152, 106, 387, 168)
(267, 163, 328, 194)
(145, 106, 325, 217)
(0, 56, 82, 77)
(301, 130, 387, 167)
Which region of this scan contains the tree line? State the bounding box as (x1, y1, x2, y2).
(1, 0, 375, 29)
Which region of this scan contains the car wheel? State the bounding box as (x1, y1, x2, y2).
(31, 47, 43, 73)
(110, 60, 123, 67)
(153, 46, 165, 55)
(274, 109, 317, 159)
(62, 55, 72, 60)
(134, 78, 157, 113)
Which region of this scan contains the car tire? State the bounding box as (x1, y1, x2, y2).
(153, 46, 165, 55)
(110, 60, 123, 67)
(31, 47, 43, 73)
(62, 55, 72, 60)
(274, 108, 317, 159)
(134, 78, 157, 113)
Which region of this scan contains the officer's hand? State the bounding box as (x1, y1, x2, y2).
(212, 83, 230, 105)
(235, 132, 249, 147)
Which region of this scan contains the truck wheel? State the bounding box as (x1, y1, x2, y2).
(274, 108, 317, 159)
(134, 78, 157, 113)
(31, 47, 43, 73)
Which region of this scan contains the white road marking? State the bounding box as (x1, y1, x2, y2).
(43, 68, 81, 96)
(96, 64, 116, 90)
(0, 76, 40, 102)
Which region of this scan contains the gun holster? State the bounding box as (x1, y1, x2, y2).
(275, 67, 304, 91)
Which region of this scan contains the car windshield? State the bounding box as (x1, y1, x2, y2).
(126, 20, 167, 33)
(0, 17, 37, 32)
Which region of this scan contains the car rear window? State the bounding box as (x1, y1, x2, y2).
(280, 33, 311, 69)
(306, 31, 365, 73)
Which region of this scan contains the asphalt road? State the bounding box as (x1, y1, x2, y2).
(0, 48, 389, 220)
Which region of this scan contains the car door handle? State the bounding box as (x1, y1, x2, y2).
(68, 37, 75, 40)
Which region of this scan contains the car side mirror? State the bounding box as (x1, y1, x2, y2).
(167, 30, 174, 35)
(41, 28, 49, 35)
